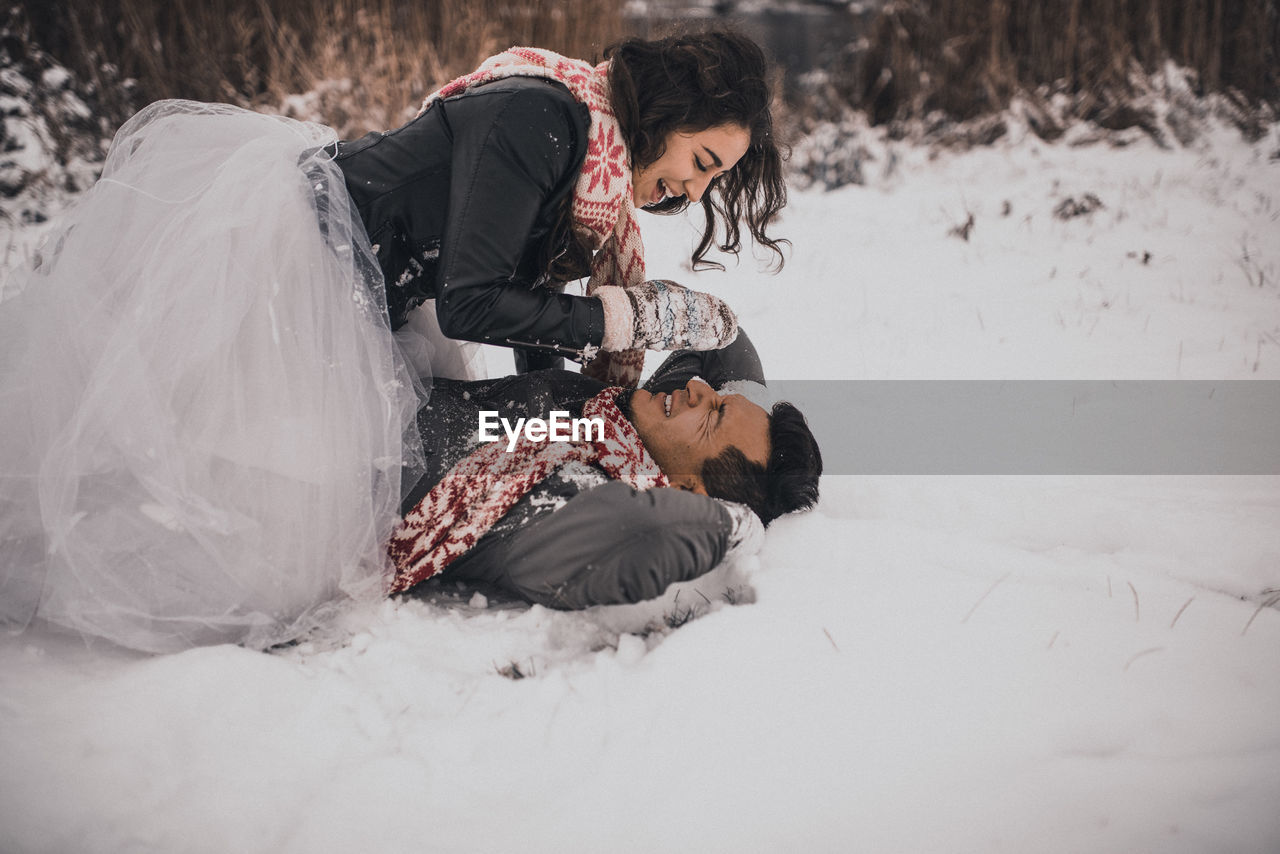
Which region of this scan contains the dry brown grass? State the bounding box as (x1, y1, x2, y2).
(30, 0, 629, 135)
(843, 0, 1277, 126)
(24, 0, 1279, 138)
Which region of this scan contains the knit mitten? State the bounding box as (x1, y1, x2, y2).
(596, 280, 738, 352)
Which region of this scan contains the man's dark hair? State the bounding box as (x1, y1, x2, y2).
(605, 30, 789, 274)
(700, 401, 822, 525)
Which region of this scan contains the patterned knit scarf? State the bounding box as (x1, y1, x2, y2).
(387, 388, 668, 594)
(419, 47, 647, 386)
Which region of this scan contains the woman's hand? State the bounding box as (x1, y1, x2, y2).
(596, 280, 738, 352)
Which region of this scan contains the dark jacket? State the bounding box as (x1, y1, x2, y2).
(334, 77, 605, 369)
(404, 332, 769, 609)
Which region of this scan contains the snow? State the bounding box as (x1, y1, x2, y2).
(0, 52, 107, 275)
(703, 121, 1280, 381)
(39, 66, 70, 90)
(3, 106, 1280, 852)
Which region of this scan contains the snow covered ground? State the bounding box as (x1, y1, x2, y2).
(2, 107, 1279, 852)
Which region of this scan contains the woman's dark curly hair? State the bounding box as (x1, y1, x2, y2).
(605, 30, 789, 272)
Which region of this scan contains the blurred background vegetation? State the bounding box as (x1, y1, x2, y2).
(18, 0, 630, 135)
(11, 0, 1280, 139)
(829, 0, 1278, 134)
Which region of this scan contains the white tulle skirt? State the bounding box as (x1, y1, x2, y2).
(0, 101, 426, 653)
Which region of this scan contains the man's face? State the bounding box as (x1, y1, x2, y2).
(627, 379, 770, 493)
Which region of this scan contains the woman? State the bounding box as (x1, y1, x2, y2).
(0, 31, 788, 653)
(336, 30, 787, 386)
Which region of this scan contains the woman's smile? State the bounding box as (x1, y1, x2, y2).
(632, 124, 751, 208)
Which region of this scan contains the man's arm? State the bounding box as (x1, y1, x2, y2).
(644, 328, 766, 393)
(450, 481, 738, 609)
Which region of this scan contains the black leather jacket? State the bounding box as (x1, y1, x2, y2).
(333, 77, 605, 367)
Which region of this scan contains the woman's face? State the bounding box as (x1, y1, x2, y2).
(631, 124, 751, 208)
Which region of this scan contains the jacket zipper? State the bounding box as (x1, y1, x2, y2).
(501, 338, 598, 363)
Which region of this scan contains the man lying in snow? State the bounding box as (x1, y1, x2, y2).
(388, 331, 822, 607)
